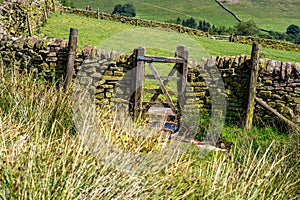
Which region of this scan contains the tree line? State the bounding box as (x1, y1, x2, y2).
(169, 16, 300, 44)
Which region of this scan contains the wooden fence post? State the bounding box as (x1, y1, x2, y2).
(245, 43, 261, 130)
(133, 47, 145, 120)
(64, 28, 78, 90)
(176, 45, 188, 112)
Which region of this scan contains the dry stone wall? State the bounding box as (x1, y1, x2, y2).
(234, 36, 300, 52)
(0, 0, 62, 38)
(0, 32, 299, 126)
(0, 34, 81, 80)
(256, 59, 300, 123)
(76, 45, 300, 125)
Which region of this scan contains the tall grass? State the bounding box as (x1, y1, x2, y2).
(0, 70, 299, 199)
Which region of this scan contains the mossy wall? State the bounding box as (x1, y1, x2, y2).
(0, 0, 62, 37)
(0, 34, 81, 80)
(0, 34, 299, 125)
(78, 45, 300, 125)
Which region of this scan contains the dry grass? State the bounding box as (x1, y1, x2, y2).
(0, 70, 299, 199)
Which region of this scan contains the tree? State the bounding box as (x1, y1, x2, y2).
(60, 0, 74, 8)
(112, 3, 136, 17)
(176, 17, 181, 24)
(286, 24, 300, 35)
(182, 17, 196, 28)
(234, 20, 259, 36)
(198, 20, 211, 32)
(112, 4, 123, 15)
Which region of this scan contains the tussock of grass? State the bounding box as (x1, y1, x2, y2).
(0, 71, 299, 199)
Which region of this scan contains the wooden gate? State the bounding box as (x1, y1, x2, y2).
(131, 45, 188, 127)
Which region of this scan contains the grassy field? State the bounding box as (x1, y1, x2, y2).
(70, 0, 238, 27)
(39, 13, 300, 62)
(0, 65, 299, 199)
(68, 0, 300, 33)
(226, 0, 300, 32)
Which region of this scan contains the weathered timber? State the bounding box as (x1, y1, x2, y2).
(245, 43, 261, 130)
(137, 56, 185, 63)
(176, 45, 188, 126)
(133, 47, 145, 120)
(144, 88, 178, 95)
(255, 97, 299, 131)
(144, 75, 180, 81)
(64, 28, 78, 90)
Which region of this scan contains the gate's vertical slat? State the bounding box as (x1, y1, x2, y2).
(133, 47, 145, 120)
(176, 45, 188, 123)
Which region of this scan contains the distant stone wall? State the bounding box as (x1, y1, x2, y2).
(234, 36, 300, 52)
(62, 7, 210, 37)
(62, 7, 300, 52)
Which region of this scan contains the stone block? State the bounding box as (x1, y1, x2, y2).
(102, 76, 122, 81)
(258, 90, 272, 99)
(27, 36, 39, 48)
(100, 84, 114, 89)
(91, 72, 102, 79)
(295, 63, 300, 76)
(46, 57, 58, 62)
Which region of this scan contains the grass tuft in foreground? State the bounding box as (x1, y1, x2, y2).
(0, 70, 299, 199)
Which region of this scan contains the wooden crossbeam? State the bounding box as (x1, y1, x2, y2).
(144, 88, 178, 95)
(137, 55, 185, 63)
(148, 63, 177, 114)
(144, 75, 180, 81)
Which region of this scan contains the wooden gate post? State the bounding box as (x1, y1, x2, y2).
(133, 47, 145, 120)
(64, 28, 78, 90)
(245, 43, 261, 130)
(176, 45, 188, 122)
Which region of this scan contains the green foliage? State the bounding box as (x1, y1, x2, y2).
(209, 25, 235, 35)
(60, 0, 74, 8)
(112, 3, 136, 17)
(286, 24, 300, 35)
(198, 20, 211, 32)
(266, 24, 300, 44)
(286, 24, 300, 44)
(182, 17, 197, 29)
(234, 20, 259, 36)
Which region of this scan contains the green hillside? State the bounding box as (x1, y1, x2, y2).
(69, 0, 300, 33)
(226, 0, 300, 32)
(39, 13, 300, 62)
